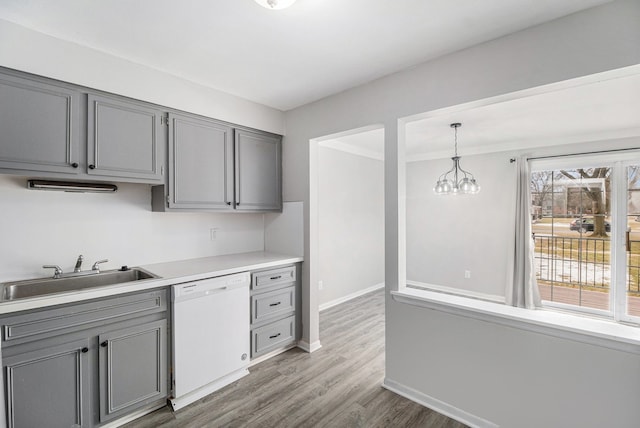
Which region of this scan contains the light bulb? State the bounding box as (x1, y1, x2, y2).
(440, 179, 452, 194)
(254, 0, 298, 9)
(469, 179, 480, 194)
(459, 178, 472, 193)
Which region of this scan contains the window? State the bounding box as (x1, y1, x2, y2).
(531, 153, 640, 323)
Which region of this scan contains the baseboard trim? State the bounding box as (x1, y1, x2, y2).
(169, 368, 249, 412)
(319, 282, 385, 312)
(249, 344, 298, 366)
(101, 401, 167, 428)
(406, 280, 505, 304)
(297, 340, 322, 353)
(382, 378, 499, 428)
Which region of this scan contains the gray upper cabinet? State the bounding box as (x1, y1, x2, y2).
(153, 115, 282, 213)
(0, 68, 281, 204)
(0, 73, 80, 175)
(235, 129, 282, 212)
(87, 94, 163, 183)
(167, 112, 234, 210)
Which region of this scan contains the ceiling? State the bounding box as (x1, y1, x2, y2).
(0, 0, 610, 111)
(322, 71, 640, 160)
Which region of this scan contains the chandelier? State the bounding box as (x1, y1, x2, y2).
(254, 0, 298, 9)
(433, 123, 480, 195)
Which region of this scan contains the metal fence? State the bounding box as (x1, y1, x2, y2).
(534, 235, 640, 293)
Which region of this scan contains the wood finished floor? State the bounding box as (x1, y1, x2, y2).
(124, 289, 467, 428)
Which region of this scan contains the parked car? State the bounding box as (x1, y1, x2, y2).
(569, 217, 611, 233)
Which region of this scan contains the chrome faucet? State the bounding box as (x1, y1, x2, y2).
(43, 256, 109, 279)
(74, 255, 84, 273)
(43, 265, 64, 279)
(92, 259, 109, 273)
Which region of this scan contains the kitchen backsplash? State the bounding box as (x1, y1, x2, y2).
(0, 175, 265, 281)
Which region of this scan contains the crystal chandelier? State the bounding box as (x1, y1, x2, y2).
(254, 0, 298, 9)
(433, 123, 480, 195)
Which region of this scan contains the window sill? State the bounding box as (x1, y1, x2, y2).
(392, 287, 640, 355)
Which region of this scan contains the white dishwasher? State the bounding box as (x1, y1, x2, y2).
(169, 272, 250, 411)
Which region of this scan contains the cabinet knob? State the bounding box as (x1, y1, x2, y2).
(81, 347, 89, 353)
(89, 164, 96, 170)
(71, 162, 79, 168)
(100, 341, 108, 347)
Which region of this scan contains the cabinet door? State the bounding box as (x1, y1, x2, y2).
(98, 319, 167, 423)
(168, 113, 234, 209)
(234, 129, 282, 211)
(0, 74, 80, 175)
(87, 94, 163, 182)
(3, 338, 91, 428)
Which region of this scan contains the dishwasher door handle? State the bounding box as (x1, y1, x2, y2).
(174, 284, 231, 302)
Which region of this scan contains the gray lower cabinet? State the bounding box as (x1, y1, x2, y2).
(98, 319, 167, 423)
(3, 338, 91, 428)
(0, 72, 80, 175)
(0, 289, 169, 428)
(87, 94, 164, 183)
(250, 264, 300, 359)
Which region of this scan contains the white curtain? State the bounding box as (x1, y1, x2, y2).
(505, 157, 542, 309)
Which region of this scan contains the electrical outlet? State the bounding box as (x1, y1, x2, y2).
(318, 280, 324, 290)
(464, 270, 471, 279)
(210, 228, 218, 241)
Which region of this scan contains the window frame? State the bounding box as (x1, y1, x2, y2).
(530, 151, 640, 325)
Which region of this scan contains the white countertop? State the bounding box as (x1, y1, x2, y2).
(0, 251, 303, 314)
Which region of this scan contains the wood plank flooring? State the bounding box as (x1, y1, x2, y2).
(124, 289, 467, 428)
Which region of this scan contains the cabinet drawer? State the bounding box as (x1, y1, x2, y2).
(251, 315, 295, 357)
(251, 265, 296, 291)
(1, 289, 167, 344)
(251, 286, 295, 325)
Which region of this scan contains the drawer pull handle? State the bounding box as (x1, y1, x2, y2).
(269, 302, 281, 307)
(269, 333, 281, 339)
(270, 275, 282, 280)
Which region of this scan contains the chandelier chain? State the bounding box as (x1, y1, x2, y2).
(454, 125, 458, 157)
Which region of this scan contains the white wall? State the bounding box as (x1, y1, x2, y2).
(0, 175, 265, 282)
(283, 0, 640, 426)
(318, 147, 384, 307)
(0, 19, 284, 135)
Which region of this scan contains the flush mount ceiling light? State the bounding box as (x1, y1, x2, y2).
(254, 0, 297, 10)
(433, 123, 480, 195)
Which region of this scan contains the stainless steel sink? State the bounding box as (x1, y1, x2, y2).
(0, 268, 159, 301)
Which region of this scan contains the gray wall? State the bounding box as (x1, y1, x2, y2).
(318, 147, 384, 307)
(406, 152, 514, 299)
(283, 1, 640, 426)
